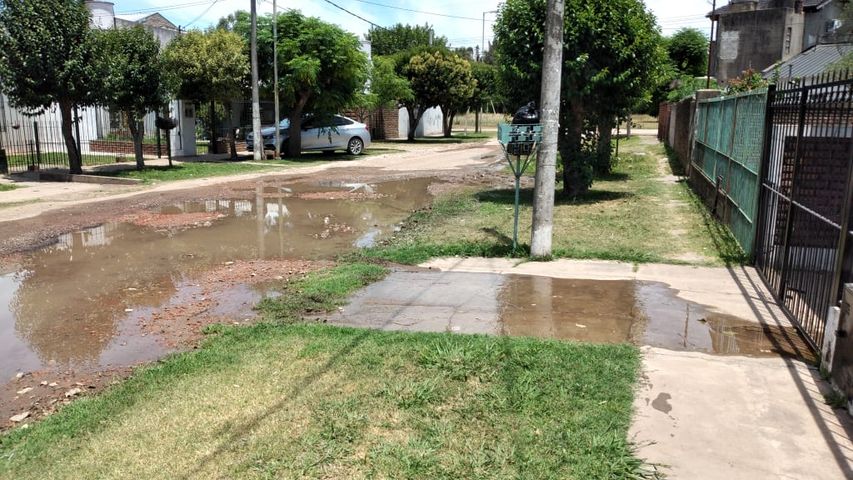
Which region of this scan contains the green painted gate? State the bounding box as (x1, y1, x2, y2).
(692, 89, 768, 256)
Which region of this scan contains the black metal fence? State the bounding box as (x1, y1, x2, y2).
(0, 98, 178, 173)
(754, 73, 853, 351)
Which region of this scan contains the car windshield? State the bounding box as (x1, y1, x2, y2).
(277, 119, 290, 128)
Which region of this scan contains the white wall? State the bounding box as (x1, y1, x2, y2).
(397, 107, 444, 138)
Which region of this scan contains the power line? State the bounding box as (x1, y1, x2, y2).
(315, 0, 388, 30)
(349, 0, 493, 22)
(183, 0, 222, 28)
(115, 0, 217, 15)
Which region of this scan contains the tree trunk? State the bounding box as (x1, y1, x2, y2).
(287, 92, 310, 157)
(406, 105, 422, 141)
(595, 116, 614, 175)
(475, 109, 480, 133)
(561, 101, 587, 197)
(441, 106, 455, 137)
(59, 100, 82, 174)
(128, 116, 145, 170)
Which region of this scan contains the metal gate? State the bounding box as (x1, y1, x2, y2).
(754, 74, 853, 351)
(692, 89, 767, 255)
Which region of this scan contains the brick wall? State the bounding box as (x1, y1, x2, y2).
(89, 140, 161, 156)
(342, 107, 400, 140)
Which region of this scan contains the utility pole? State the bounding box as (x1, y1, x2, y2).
(250, 0, 262, 161)
(530, 0, 563, 258)
(706, 0, 716, 88)
(273, 0, 280, 158)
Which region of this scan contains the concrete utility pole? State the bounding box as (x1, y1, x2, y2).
(273, 0, 280, 158)
(706, 0, 716, 89)
(250, 0, 262, 161)
(530, 0, 564, 257)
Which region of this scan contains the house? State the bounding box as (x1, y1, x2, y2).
(0, 1, 196, 172)
(708, 0, 844, 82)
(762, 40, 853, 78)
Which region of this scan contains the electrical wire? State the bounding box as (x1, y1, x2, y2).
(183, 0, 221, 28)
(350, 0, 491, 22)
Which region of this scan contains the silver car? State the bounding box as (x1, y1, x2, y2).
(246, 115, 371, 155)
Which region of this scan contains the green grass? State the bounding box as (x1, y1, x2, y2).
(0, 261, 650, 479)
(91, 161, 278, 183)
(0, 184, 18, 192)
(360, 136, 744, 266)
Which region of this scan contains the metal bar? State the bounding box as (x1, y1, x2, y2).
(33, 121, 41, 168)
(753, 85, 776, 263)
(828, 132, 853, 310)
(779, 86, 809, 297)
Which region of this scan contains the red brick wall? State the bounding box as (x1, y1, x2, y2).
(89, 140, 161, 156)
(342, 107, 400, 140)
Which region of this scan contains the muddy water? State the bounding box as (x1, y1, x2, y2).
(499, 275, 815, 361)
(0, 178, 434, 381)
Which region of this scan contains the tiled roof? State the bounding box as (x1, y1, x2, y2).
(710, 0, 831, 17)
(761, 42, 853, 78)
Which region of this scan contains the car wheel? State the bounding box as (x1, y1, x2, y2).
(347, 137, 364, 155)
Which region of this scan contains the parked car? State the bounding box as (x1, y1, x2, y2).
(246, 115, 370, 155)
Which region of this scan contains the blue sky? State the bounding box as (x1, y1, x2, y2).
(109, 0, 715, 49)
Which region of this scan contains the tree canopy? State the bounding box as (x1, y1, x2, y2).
(407, 50, 476, 137)
(98, 26, 174, 169)
(365, 23, 448, 56)
(667, 28, 708, 77)
(162, 29, 248, 105)
(0, 0, 105, 173)
(225, 10, 368, 156)
(495, 0, 666, 194)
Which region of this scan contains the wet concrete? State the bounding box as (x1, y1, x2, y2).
(328, 272, 815, 361)
(0, 178, 434, 382)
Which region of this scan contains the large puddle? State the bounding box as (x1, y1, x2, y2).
(0, 178, 435, 381)
(499, 275, 815, 360)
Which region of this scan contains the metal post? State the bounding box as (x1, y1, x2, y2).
(706, 0, 716, 89)
(752, 84, 776, 263)
(250, 0, 262, 161)
(273, 0, 280, 158)
(33, 121, 41, 168)
(779, 86, 810, 296)
(73, 105, 82, 162)
(156, 128, 162, 158)
(829, 125, 853, 309)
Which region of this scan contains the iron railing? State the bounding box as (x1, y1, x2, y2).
(754, 73, 853, 351)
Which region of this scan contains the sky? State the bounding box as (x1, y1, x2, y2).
(108, 0, 717, 49)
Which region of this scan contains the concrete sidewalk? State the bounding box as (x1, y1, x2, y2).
(328, 257, 853, 479)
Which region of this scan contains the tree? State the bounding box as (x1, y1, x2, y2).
(0, 0, 104, 174)
(365, 23, 447, 56)
(228, 11, 368, 157)
(495, 0, 665, 195)
(667, 28, 708, 77)
(98, 26, 174, 170)
(162, 29, 248, 155)
(408, 51, 476, 137)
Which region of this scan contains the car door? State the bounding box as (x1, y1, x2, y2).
(299, 117, 319, 150)
(329, 116, 355, 149)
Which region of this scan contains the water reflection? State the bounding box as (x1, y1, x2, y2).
(1, 178, 435, 378)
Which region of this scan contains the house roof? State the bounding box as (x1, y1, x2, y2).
(762, 42, 853, 78)
(709, 0, 832, 18)
(114, 12, 178, 30)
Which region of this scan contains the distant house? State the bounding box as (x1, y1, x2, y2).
(0, 1, 196, 168)
(762, 40, 853, 78)
(709, 0, 844, 83)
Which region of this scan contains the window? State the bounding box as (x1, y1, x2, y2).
(785, 26, 792, 55)
(332, 116, 353, 126)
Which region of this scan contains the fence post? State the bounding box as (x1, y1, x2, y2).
(0, 148, 7, 174)
(752, 85, 776, 264)
(828, 125, 853, 313)
(779, 85, 810, 296)
(33, 121, 41, 168)
(73, 105, 82, 161)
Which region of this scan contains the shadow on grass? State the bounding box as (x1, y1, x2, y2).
(475, 187, 632, 206)
(663, 144, 688, 177)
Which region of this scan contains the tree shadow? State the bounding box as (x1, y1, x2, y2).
(475, 187, 632, 206)
(595, 171, 631, 182)
(663, 144, 688, 177)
